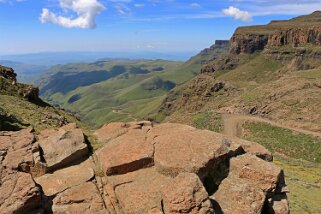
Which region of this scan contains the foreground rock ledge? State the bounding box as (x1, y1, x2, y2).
(0, 121, 289, 213)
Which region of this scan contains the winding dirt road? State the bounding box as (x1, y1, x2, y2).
(222, 114, 321, 139)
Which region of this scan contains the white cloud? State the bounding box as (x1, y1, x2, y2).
(40, 0, 105, 29)
(190, 3, 201, 8)
(223, 6, 252, 22)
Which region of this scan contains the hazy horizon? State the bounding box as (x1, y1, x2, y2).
(1, 0, 320, 55)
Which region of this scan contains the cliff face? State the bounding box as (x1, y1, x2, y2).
(230, 34, 269, 54)
(229, 12, 321, 55)
(268, 26, 321, 47)
(230, 27, 321, 55)
(0, 65, 39, 102)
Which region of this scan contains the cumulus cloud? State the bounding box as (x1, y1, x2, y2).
(40, 0, 105, 29)
(223, 6, 252, 22)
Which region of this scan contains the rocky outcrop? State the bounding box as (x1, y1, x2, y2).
(0, 129, 42, 213)
(212, 154, 289, 214)
(37, 123, 88, 172)
(230, 34, 269, 54)
(0, 65, 17, 83)
(1, 121, 289, 213)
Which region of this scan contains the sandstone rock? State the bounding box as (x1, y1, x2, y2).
(211, 176, 266, 214)
(161, 173, 213, 214)
(212, 154, 288, 214)
(104, 167, 213, 214)
(151, 124, 238, 178)
(230, 154, 284, 193)
(0, 170, 42, 214)
(94, 121, 153, 144)
(106, 168, 169, 213)
(94, 122, 129, 144)
(95, 129, 154, 176)
(266, 193, 290, 214)
(38, 123, 88, 171)
(235, 138, 273, 161)
(34, 159, 95, 196)
(0, 128, 35, 172)
(52, 182, 107, 214)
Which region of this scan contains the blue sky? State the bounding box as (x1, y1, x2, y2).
(0, 0, 321, 54)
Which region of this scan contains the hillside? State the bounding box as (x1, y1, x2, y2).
(37, 42, 228, 128)
(0, 65, 82, 132)
(157, 12, 321, 213)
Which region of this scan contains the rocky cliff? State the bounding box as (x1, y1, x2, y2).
(0, 121, 289, 213)
(230, 11, 321, 55)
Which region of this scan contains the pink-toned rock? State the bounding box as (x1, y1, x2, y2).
(0, 170, 42, 214)
(0, 129, 35, 172)
(95, 129, 154, 176)
(161, 173, 213, 214)
(212, 154, 288, 214)
(212, 176, 266, 214)
(52, 182, 107, 214)
(34, 159, 95, 196)
(38, 123, 88, 171)
(151, 124, 236, 178)
(236, 138, 273, 162)
(94, 122, 129, 144)
(94, 121, 153, 144)
(104, 167, 213, 214)
(230, 154, 283, 193)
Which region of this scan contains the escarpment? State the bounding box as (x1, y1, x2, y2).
(200, 11, 321, 74)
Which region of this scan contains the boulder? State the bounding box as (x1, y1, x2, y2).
(161, 173, 213, 214)
(0, 128, 35, 172)
(34, 159, 95, 196)
(95, 129, 154, 176)
(37, 123, 88, 171)
(103, 167, 213, 214)
(0, 170, 42, 213)
(212, 154, 288, 214)
(236, 138, 273, 162)
(230, 154, 284, 193)
(211, 176, 266, 214)
(52, 182, 107, 214)
(94, 121, 152, 144)
(150, 124, 241, 178)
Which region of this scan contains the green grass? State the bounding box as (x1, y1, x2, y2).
(242, 122, 321, 163)
(274, 156, 321, 214)
(191, 112, 223, 133)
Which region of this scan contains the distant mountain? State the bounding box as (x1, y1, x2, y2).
(0, 60, 47, 83)
(0, 51, 196, 66)
(36, 42, 228, 128)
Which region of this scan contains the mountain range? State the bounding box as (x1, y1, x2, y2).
(1, 12, 321, 214)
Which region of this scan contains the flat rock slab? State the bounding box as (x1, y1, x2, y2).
(94, 121, 152, 144)
(95, 129, 154, 176)
(38, 123, 88, 171)
(52, 182, 107, 214)
(104, 167, 213, 214)
(35, 159, 95, 196)
(0, 170, 42, 214)
(0, 129, 35, 171)
(151, 124, 233, 178)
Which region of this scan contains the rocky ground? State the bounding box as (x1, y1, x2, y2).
(0, 121, 289, 213)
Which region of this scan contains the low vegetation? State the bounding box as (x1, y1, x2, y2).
(191, 112, 223, 133)
(242, 121, 321, 163)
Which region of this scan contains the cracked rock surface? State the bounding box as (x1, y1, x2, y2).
(0, 121, 289, 214)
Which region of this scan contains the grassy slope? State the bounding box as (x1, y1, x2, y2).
(39, 44, 228, 128)
(242, 121, 321, 214)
